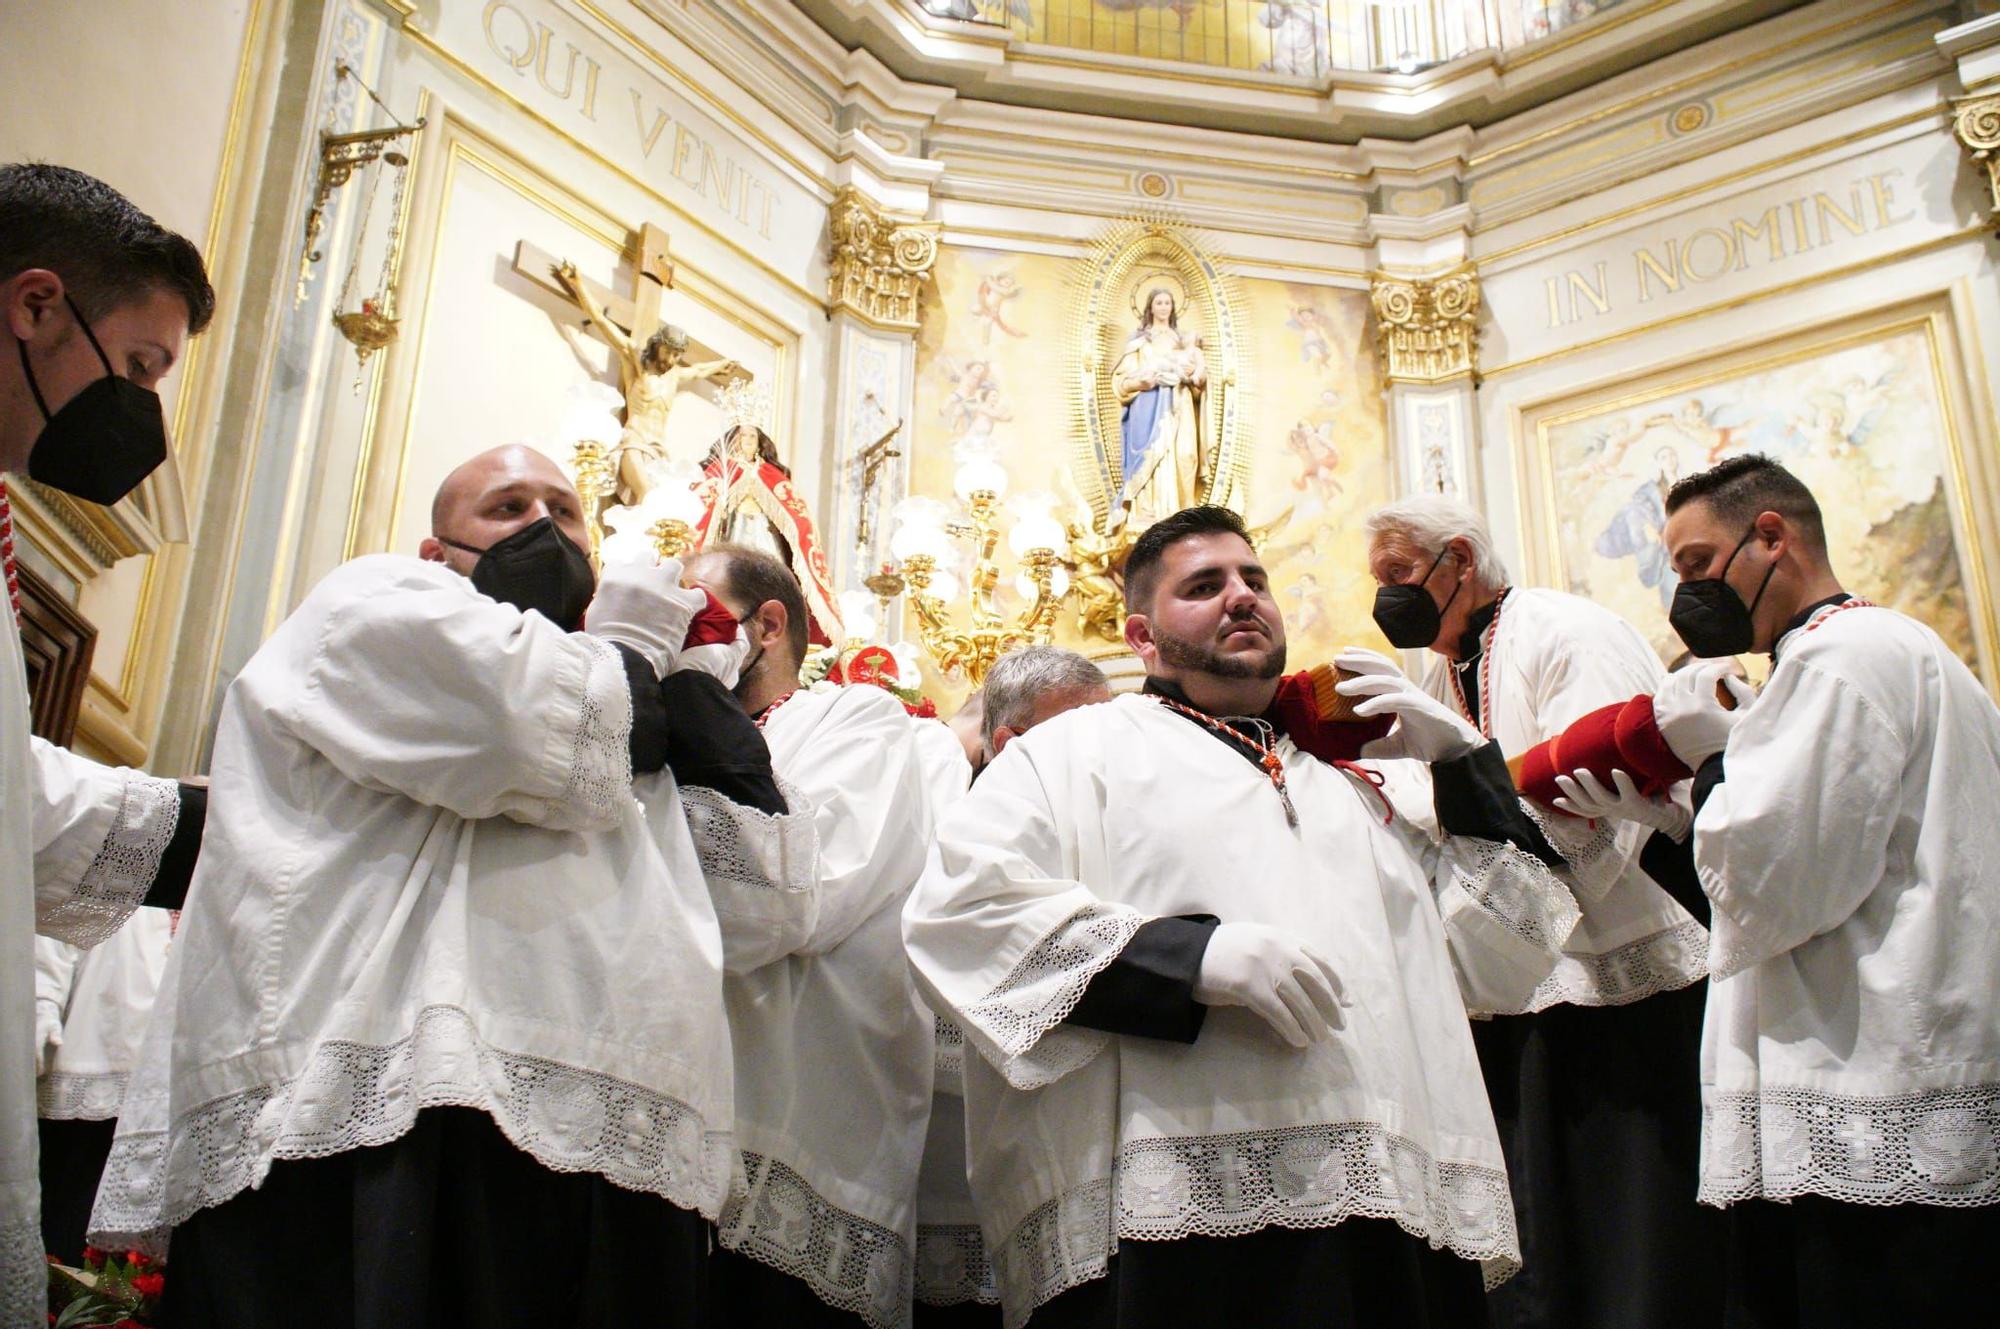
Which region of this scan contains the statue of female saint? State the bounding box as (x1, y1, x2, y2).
(693, 425, 844, 647)
(552, 260, 738, 503)
(1112, 287, 1207, 530)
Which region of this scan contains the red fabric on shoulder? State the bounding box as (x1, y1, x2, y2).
(682, 590, 740, 649)
(1272, 671, 1395, 765)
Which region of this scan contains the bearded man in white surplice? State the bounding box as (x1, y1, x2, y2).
(89, 446, 816, 1329)
(904, 505, 1586, 1329)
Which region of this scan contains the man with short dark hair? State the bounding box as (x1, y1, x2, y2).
(1572, 453, 2000, 1327)
(89, 446, 811, 1328)
(904, 505, 1585, 1327)
(686, 543, 941, 1329)
(1, 163, 216, 1323)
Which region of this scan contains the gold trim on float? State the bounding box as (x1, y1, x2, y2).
(397, 23, 821, 304)
(1474, 103, 1946, 270)
(1514, 300, 2000, 693)
(1480, 224, 1986, 380)
(1467, 0, 1930, 169)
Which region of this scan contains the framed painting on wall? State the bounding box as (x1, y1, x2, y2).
(1514, 298, 2000, 689)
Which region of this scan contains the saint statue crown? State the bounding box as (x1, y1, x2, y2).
(719, 378, 773, 433)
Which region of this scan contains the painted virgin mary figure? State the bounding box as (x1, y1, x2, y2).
(1113, 287, 1207, 530)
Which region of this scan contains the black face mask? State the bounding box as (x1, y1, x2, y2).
(443, 517, 595, 629)
(1668, 524, 1776, 658)
(19, 295, 169, 505)
(1372, 546, 1461, 649)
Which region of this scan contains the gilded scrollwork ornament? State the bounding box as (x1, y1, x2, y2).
(1951, 92, 2000, 233)
(1369, 267, 1481, 385)
(826, 187, 940, 331)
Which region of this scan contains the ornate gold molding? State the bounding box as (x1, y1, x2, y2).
(1951, 92, 2000, 234)
(1370, 267, 1481, 385)
(826, 187, 939, 332)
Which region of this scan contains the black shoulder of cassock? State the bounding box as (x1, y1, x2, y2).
(1065, 914, 1220, 1044)
(141, 781, 207, 911)
(658, 670, 786, 816)
(1430, 742, 1563, 867)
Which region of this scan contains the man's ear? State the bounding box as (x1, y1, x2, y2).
(1447, 536, 1477, 582)
(1123, 612, 1155, 663)
(1753, 510, 1787, 555)
(754, 599, 790, 651)
(2, 269, 63, 342)
(418, 536, 447, 564)
(990, 725, 1019, 755)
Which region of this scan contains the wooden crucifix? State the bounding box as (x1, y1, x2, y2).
(513, 222, 749, 501)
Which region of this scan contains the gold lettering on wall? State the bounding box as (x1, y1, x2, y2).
(1544, 170, 1911, 327)
(480, 0, 777, 241)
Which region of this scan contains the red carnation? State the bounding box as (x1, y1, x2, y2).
(124, 1249, 153, 1269)
(131, 1270, 166, 1298)
(81, 1244, 105, 1267)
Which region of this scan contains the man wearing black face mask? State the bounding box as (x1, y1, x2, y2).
(1, 163, 216, 1318)
(679, 544, 940, 1329)
(89, 446, 816, 1329)
(1361, 494, 1722, 1329)
(1572, 454, 2000, 1329)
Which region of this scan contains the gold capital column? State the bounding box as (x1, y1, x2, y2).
(1951, 92, 2000, 235)
(823, 187, 941, 636)
(1369, 266, 1483, 498)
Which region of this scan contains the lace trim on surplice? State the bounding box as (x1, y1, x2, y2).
(961, 903, 1145, 1090)
(720, 1152, 913, 1329)
(39, 773, 179, 948)
(37, 1069, 129, 1120)
(1699, 1082, 2000, 1208)
(88, 1003, 735, 1256)
(990, 1123, 1520, 1328)
(915, 1220, 1000, 1307)
(680, 774, 818, 897)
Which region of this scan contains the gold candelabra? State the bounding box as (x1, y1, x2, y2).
(568, 440, 618, 556)
(895, 488, 1063, 685)
(649, 517, 695, 559)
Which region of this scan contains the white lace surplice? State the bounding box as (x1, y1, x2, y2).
(904, 695, 1575, 1327)
(2, 638, 181, 1329)
(1418, 586, 1709, 1010)
(712, 686, 941, 1329)
(1694, 604, 2000, 1210)
(35, 909, 174, 1120)
(86, 556, 751, 1256)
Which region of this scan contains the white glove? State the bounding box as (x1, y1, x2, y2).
(1193, 922, 1347, 1049)
(1334, 647, 1484, 764)
(34, 1000, 62, 1077)
(1653, 661, 1756, 768)
(673, 626, 754, 691)
(583, 558, 708, 679)
(1552, 768, 1692, 842)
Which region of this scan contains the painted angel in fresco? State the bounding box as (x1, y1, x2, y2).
(1594, 446, 1681, 610)
(552, 260, 737, 503)
(1113, 287, 1207, 530)
(1787, 370, 1894, 459)
(941, 357, 1013, 445)
(1283, 571, 1328, 637)
(1645, 397, 1755, 464)
(1575, 415, 1643, 480)
(1285, 419, 1344, 503)
(1286, 304, 1335, 372)
(971, 270, 1026, 343)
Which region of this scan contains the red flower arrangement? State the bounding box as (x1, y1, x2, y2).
(46, 1245, 165, 1328)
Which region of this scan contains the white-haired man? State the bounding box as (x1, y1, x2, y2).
(1363, 492, 1721, 1329)
(981, 646, 1113, 758)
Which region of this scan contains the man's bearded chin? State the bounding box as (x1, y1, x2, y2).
(1152, 622, 1287, 680)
